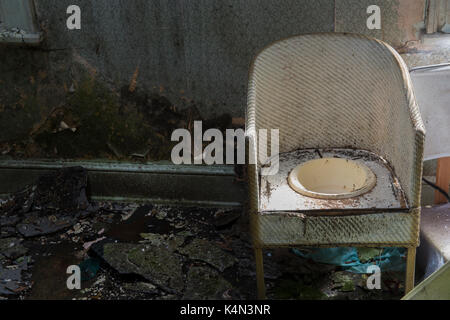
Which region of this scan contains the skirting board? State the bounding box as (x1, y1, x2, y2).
(0, 160, 245, 207)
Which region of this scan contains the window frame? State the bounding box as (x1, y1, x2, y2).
(0, 0, 42, 44)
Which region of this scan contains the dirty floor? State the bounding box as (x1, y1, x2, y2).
(0, 167, 405, 300)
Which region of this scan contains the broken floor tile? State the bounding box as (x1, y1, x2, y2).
(178, 238, 236, 272)
(213, 210, 241, 229)
(122, 281, 158, 295)
(138, 233, 185, 252)
(0, 226, 16, 239)
(182, 266, 233, 300)
(0, 215, 20, 227)
(101, 242, 184, 293)
(15, 256, 31, 271)
(139, 233, 165, 246)
(0, 238, 28, 260)
(1, 167, 89, 217)
(0, 266, 22, 296)
(0, 281, 22, 295)
(17, 214, 77, 238)
(167, 234, 186, 251)
(155, 210, 168, 220)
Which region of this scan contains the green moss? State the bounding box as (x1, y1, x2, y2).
(357, 248, 382, 263)
(183, 266, 232, 299)
(34, 77, 115, 157)
(331, 271, 356, 292)
(34, 77, 157, 158)
(0, 91, 48, 143)
(5, 72, 235, 161)
(341, 281, 355, 292)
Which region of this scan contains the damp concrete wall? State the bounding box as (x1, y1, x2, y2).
(0, 0, 426, 161)
(36, 0, 336, 119)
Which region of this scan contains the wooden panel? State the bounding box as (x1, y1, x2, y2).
(434, 157, 450, 204)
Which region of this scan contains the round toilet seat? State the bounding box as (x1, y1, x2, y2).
(288, 157, 377, 200)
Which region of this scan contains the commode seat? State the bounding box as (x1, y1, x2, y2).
(246, 33, 425, 299)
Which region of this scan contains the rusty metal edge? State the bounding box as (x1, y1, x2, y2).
(0, 30, 42, 45)
(0, 159, 245, 207)
(402, 260, 450, 300)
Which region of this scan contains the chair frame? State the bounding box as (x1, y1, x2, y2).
(245, 33, 425, 299)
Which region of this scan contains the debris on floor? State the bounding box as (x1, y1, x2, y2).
(292, 247, 406, 273)
(0, 167, 405, 300)
(177, 238, 237, 272)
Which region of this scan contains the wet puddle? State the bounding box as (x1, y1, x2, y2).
(105, 205, 172, 242)
(27, 243, 86, 300)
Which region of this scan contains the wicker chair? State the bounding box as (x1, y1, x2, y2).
(245, 33, 425, 299)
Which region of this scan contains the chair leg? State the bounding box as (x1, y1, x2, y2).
(254, 247, 266, 299)
(405, 247, 416, 294)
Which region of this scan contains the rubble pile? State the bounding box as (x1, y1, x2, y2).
(1, 167, 405, 300)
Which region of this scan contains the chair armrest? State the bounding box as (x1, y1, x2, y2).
(391, 48, 426, 208)
(245, 130, 259, 213)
